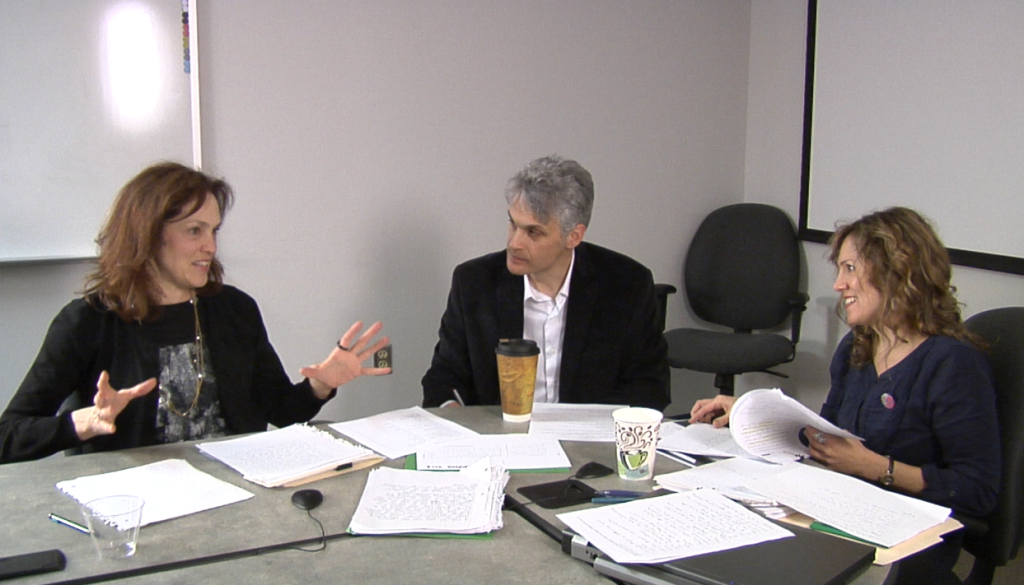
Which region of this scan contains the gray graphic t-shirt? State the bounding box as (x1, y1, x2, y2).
(150, 301, 227, 444)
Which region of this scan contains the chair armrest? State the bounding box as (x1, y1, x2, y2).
(654, 284, 677, 331)
(788, 292, 810, 345)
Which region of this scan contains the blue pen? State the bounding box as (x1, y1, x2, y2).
(592, 490, 646, 504)
(48, 513, 90, 535)
(592, 496, 635, 504)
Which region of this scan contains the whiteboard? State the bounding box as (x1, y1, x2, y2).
(800, 0, 1024, 274)
(0, 0, 198, 262)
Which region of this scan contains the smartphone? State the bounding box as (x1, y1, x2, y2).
(0, 549, 66, 579)
(516, 478, 596, 509)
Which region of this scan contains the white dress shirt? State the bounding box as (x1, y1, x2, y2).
(522, 252, 574, 404)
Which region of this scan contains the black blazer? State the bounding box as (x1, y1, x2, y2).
(421, 242, 670, 410)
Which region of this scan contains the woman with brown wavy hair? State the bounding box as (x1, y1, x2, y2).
(0, 162, 390, 463)
(690, 207, 999, 584)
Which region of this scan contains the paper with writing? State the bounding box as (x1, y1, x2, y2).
(729, 388, 860, 463)
(197, 424, 376, 487)
(348, 460, 508, 535)
(746, 463, 950, 548)
(657, 422, 749, 458)
(557, 491, 793, 564)
(330, 406, 478, 459)
(415, 434, 570, 471)
(527, 403, 624, 442)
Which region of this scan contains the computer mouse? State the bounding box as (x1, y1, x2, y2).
(291, 489, 324, 511)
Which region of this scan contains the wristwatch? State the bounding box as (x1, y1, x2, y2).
(879, 456, 895, 487)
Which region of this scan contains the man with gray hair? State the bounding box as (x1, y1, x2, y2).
(422, 155, 670, 410)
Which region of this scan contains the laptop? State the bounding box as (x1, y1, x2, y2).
(565, 522, 875, 585)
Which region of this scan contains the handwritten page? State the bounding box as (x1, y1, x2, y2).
(657, 422, 749, 458)
(527, 403, 624, 442)
(415, 434, 570, 471)
(729, 388, 860, 463)
(56, 459, 253, 526)
(330, 406, 478, 459)
(746, 463, 950, 547)
(348, 460, 509, 535)
(557, 491, 793, 564)
(197, 424, 376, 487)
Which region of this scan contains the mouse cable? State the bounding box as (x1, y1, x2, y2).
(284, 510, 327, 552)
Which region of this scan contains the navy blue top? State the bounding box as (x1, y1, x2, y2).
(821, 333, 1000, 517)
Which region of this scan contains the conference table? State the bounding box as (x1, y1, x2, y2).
(0, 406, 894, 584)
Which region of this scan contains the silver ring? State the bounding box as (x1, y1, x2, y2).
(814, 432, 827, 445)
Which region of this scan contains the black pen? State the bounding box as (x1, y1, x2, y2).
(48, 513, 90, 535)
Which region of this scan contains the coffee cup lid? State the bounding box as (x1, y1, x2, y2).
(495, 338, 540, 357)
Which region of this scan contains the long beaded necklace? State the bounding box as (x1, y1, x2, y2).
(163, 296, 205, 418)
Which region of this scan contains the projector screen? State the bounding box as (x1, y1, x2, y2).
(799, 0, 1024, 275)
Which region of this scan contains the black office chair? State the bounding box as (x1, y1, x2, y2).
(960, 307, 1024, 585)
(662, 203, 808, 396)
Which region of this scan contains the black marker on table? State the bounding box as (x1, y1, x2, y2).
(48, 513, 90, 535)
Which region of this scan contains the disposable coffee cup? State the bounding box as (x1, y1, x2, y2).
(495, 339, 540, 422)
(80, 495, 144, 560)
(613, 407, 663, 480)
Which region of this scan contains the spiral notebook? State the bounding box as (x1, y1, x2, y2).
(197, 424, 382, 487)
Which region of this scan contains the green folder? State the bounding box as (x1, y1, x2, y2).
(809, 521, 887, 549)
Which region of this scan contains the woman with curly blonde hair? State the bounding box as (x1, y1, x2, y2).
(691, 207, 999, 584)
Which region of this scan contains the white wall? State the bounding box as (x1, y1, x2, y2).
(740, 0, 1024, 410)
(6, 0, 1018, 427)
(0, 1, 752, 420)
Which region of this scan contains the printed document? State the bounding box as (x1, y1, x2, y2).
(330, 406, 478, 459)
(57, 459, 253, 526)
(415, 434, 570, 471)
(527, 403, 624, 442)
(558, 490, 793, 564)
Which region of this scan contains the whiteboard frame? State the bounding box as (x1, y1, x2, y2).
(0, 0, 202, 266)
(797, 0, 1024, 276)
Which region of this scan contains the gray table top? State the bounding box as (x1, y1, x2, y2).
(0, 406, 891, 584)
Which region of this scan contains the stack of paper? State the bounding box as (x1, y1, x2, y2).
(197, 424, 379, 487)
(349, 459, 509, 536)
(57, 459, 253, 526)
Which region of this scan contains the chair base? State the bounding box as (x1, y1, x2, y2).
(714, 373, 735, 396)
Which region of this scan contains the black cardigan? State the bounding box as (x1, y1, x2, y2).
(0, 285, 329, 463)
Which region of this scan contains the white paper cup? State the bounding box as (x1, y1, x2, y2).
(81, 495, 144, 559)
(613, 407, 663, 480)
